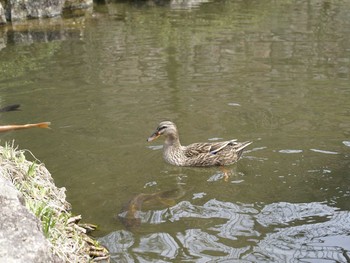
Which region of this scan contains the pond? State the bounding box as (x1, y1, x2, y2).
(1, 0, 350, 262)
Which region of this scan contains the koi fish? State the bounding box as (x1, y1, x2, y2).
(0, 104, 21, 112)
(0, 122, 51, 133)
(118, 187, 185, 230)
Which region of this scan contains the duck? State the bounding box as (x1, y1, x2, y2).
(147, 121, 252, 167)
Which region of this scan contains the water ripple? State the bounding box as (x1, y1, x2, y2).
(278, 149, 303, 154)
(343, 141, 350, 147)
(256, 202, 335, 227)
(310, 149, 339, 155)
(100, 201, 350, 262)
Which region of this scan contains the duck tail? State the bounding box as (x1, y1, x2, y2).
(236, 141, 252, 152)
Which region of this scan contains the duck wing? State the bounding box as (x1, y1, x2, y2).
(184, 140, 237, 157)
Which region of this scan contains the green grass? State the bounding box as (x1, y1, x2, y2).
(0, 142, 108, 262)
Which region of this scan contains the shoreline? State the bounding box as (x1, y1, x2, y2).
(0, 142, 109, 262)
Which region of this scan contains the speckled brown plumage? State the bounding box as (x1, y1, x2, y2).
(147, 121, 252, 167)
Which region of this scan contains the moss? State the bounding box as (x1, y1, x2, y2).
(0, 142, 109, 262)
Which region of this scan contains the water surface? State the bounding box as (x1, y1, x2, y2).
(1, 0, 350, 262)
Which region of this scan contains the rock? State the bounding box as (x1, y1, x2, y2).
(5, 0, 65, 21)
(3, 0, 93, 22)
(0, 2, 6, 24)
(0, 176, 61, 263)
(64, 0, 93, 10)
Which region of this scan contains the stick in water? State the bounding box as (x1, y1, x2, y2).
(0, 122, 51, 133)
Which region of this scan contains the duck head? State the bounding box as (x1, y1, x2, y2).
(147, 121, 178, 142)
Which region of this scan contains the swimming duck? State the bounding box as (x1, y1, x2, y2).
(147, 121, 252, 167)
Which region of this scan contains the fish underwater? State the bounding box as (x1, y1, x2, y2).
(0, 122, 51, 132)
(0, 104, 21, 112)
(0, 104, 50, 132)
(118, 187, 186, 230)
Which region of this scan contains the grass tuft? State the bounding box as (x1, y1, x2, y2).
(0, 142, 109, 262)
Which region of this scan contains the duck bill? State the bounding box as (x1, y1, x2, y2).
(147, 132, 160, 142)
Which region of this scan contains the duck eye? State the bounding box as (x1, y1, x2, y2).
(158, 126, 167, 131)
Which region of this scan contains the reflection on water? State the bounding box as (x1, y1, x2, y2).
(1, 0, 350, 262)
(253, 203, 350, 263)
(169, 0, 212, 10)
(100, 200, 350, 262)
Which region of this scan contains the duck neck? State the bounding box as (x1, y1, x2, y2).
(163, 133, 185, 166)
(164, 133, 181, 148)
